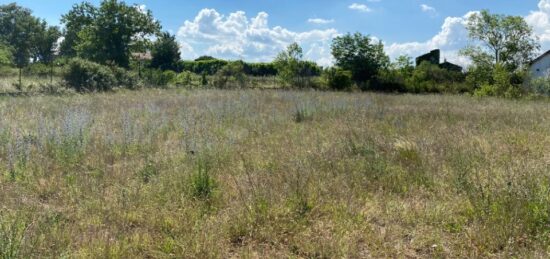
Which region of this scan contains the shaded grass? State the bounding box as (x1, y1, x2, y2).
(0, 89, 548, 257)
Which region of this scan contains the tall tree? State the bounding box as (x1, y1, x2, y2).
(274, 42, 304, 86)
(59, 2, 96, 57)
(150, 32, 181, 71)
(33, 22, 61, 64)
(331, 32, 389, 84)
(462, 10, 539, 71)
(274, 43, 321, 88)
(62, 0, 161, 68)
(0, 3, 44, 85)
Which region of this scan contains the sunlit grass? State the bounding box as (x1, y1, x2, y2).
(0, 88, 548, 257)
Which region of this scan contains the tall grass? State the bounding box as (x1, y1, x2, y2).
(0, 89, 547, 257)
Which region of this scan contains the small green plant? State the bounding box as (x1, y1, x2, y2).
(190, 158, 215, 200)
(293, 104, 314, 123)
(0, 213, 27, 259)
(138, 161, 158, 183)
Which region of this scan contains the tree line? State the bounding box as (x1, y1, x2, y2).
(0, 1, 547, 97)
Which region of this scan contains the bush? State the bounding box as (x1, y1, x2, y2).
(64, 58, 116, 92)
(406, 62, 466, 93)
(373, 69, 407, 92)
(177, 59, 228, 75)
(243, 62, 278, 76)
(212, 62, 247, 89)
(527, 77, 550, 96)
(323, 67, 353, 90)
(473, 64, 522, 98)
(144, 69, 176, 87)
(174, 71, 194, 87)
(0, 66, 17, 77)
(23, 63, 51, 77)
(201, 72, 208, 86)
(111, 66, 141, 89)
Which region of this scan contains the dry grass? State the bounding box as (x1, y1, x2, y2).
(0, 88, 549, 258)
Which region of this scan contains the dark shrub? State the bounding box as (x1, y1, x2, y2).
(64, 58, 116, 92)
(324, 67, 353, 90)
(177, 59, 228, 75)
(373, 69, 408, 92)
(406, 62, 466, 93)
(111, 66, 140, 89)
(23, 63, 50, 77)
(144, 69, 176, 87)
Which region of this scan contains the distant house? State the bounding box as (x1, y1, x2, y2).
(529, 50, 550, 79)
(416, 49, 440, 66)
(415, 49, 463, 72)
(131, 51, 152, 61)
(440, 60, 463, 72)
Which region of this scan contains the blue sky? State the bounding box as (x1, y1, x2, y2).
(6, 0, 550, 66)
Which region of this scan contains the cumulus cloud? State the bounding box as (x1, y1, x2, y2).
(526, 0, 550, 48)
(387, 0, 550, 67)
(349, 3, 372, 13)
(385, 12, 477, 67)
(177, 9, 339, 66)
(308, 18, 334, 25)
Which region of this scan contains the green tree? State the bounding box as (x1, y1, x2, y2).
(274, 42, 320, 88)
(462, 10, 539, 70)
(63, 0, 161, 68)
(331, 32, 389, 85)
(150, 32, 181, 71)
(0, 3, 44, 86)
(0, 43, 13, 66)
(33, 23, 61, 64)
(59, 2, 96, 57)
(274, 42, 303, 86)
(393, 55, 414, 74)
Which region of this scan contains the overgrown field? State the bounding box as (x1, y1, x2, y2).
(0, 89, 549, 257)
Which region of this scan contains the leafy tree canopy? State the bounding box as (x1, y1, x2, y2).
(62, 0, 161, 68)
(331, 32, 389, 83)
(462, 10, 539, 71)
(150, 32, 181, 71)
(0, 3, 57, 67)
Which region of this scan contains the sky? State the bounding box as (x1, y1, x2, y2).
(5, 0, 550, 66)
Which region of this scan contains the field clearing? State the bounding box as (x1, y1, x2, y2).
(0, 88, 549, 257)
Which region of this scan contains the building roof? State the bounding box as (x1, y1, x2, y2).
(530, 50, 550, 66)
(132, 52, 152, 61)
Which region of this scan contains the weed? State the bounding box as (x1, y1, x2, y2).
(293, 104, 314, 123)
(190, 158, 216, 200)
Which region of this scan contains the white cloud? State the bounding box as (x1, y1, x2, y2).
(308, 18, 334, 25)
(349, 3, 372, 13)
(177, 9, 339, 66)
(136, 4, 147, 14)
(387, 0, 550, 68)
(420, 4, 436, 13)
(385, 11, 477, 67)
(526, 0, 550, 49)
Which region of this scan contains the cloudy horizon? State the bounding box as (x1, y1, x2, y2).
(12, 0, 550, 67)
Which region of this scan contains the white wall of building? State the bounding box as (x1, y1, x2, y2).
(530, 55, 550, 79)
